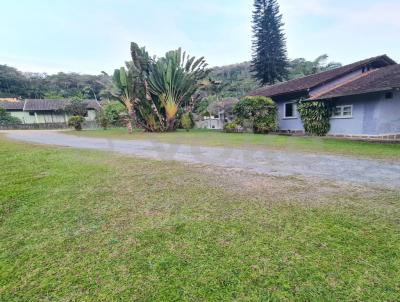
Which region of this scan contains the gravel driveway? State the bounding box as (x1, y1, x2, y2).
(5, 130, 400, 189)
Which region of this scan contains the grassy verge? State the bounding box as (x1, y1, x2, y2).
(1, 135, 399, 301)
(66, 128, 400, 160)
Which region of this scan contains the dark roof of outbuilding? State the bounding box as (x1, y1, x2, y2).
(84, 99, 102, 110)
(0, 102, 24, 110)
(23, 99, 68, 111)
(1, 99, 101, 111)
(311, 64, 400, 100)
(23, 99, 101, 111)
(249, 55, 396, 98)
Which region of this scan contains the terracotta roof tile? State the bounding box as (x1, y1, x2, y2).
(249, 55, 396, 98)
(311, 64, 400, 100)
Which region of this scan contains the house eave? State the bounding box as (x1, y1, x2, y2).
(306, 87, 396, 101)
(251, 89, 309, 99)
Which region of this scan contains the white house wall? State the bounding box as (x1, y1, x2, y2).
(10, 110, 97, 124)
(328, 98, 365, 135)
(328, 91, 400, 135)
(86, 109, 97, 121)
(275, 90, 400, 136)
(374, 91, 400, 134)
(276, 101, 304, 132)
(36, 113, 68, 123)
(9, 111, 33, 124)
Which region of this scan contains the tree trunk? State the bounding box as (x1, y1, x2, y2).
(144, 79, 166, 131)
(126, 119, 133, 134)
(126, 102, 134, 134)
(167, 117, 176, 132)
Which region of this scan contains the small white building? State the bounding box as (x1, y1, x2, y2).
(203, 112, 224, 130)
(197, 98, 239, 130)
(196, 110, 227, 130)
(0, 99, 100, 124)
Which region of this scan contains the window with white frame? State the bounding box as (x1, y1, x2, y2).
(284, 102, 297, 118)
(332, 105, 353, 118)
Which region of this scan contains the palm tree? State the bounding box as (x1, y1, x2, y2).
(130, 42, 166, 131)
(103, 43, 209, 133)
(289, 55, 342, 79)
(309, 54, 341, 75)
(147, 48, 209, 131)
(111, 66, 139, 133)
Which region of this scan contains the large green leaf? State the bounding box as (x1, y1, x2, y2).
(119, 67, 127, 88)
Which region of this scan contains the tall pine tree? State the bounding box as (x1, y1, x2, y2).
(251, 0, 288, 86)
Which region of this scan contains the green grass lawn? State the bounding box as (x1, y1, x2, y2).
(1, 135, 400, 301)
(66, 128, 400, 160)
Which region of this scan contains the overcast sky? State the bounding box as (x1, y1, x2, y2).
(1, 0, 399, 74)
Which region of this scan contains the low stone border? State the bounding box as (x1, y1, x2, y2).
(274, 130, 400, 142)
(327, 134, 400, 143)
(0, 121, 100, 130)
(0, 123, 68, 130)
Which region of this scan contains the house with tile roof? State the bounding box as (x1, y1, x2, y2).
(0, 99, 100, 124)
(249, 55, 400, 139)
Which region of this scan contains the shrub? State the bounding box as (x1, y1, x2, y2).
(180, 112, 194, 131)
(234, 96, 277, 133)
(297, 101, 333, 136)
(97, 111, 109, 130)
(224, 122, 240, 133)
(64, 99, 88, 116)
(68, 115, 85, 131)
(104, 102, 127, 127)
(0, 108, 22, 125)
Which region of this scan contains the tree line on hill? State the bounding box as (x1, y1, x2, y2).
(0, 54, 340, 102)
(0, 65, 108, 100)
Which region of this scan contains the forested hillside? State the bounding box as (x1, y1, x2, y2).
(208, 54, 342, 98)
(0, 55, 340, 102)
(0, 65, 108, 100)
(209, 62, 258, 97)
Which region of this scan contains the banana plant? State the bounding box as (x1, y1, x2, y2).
(111, 66, 139, 133)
